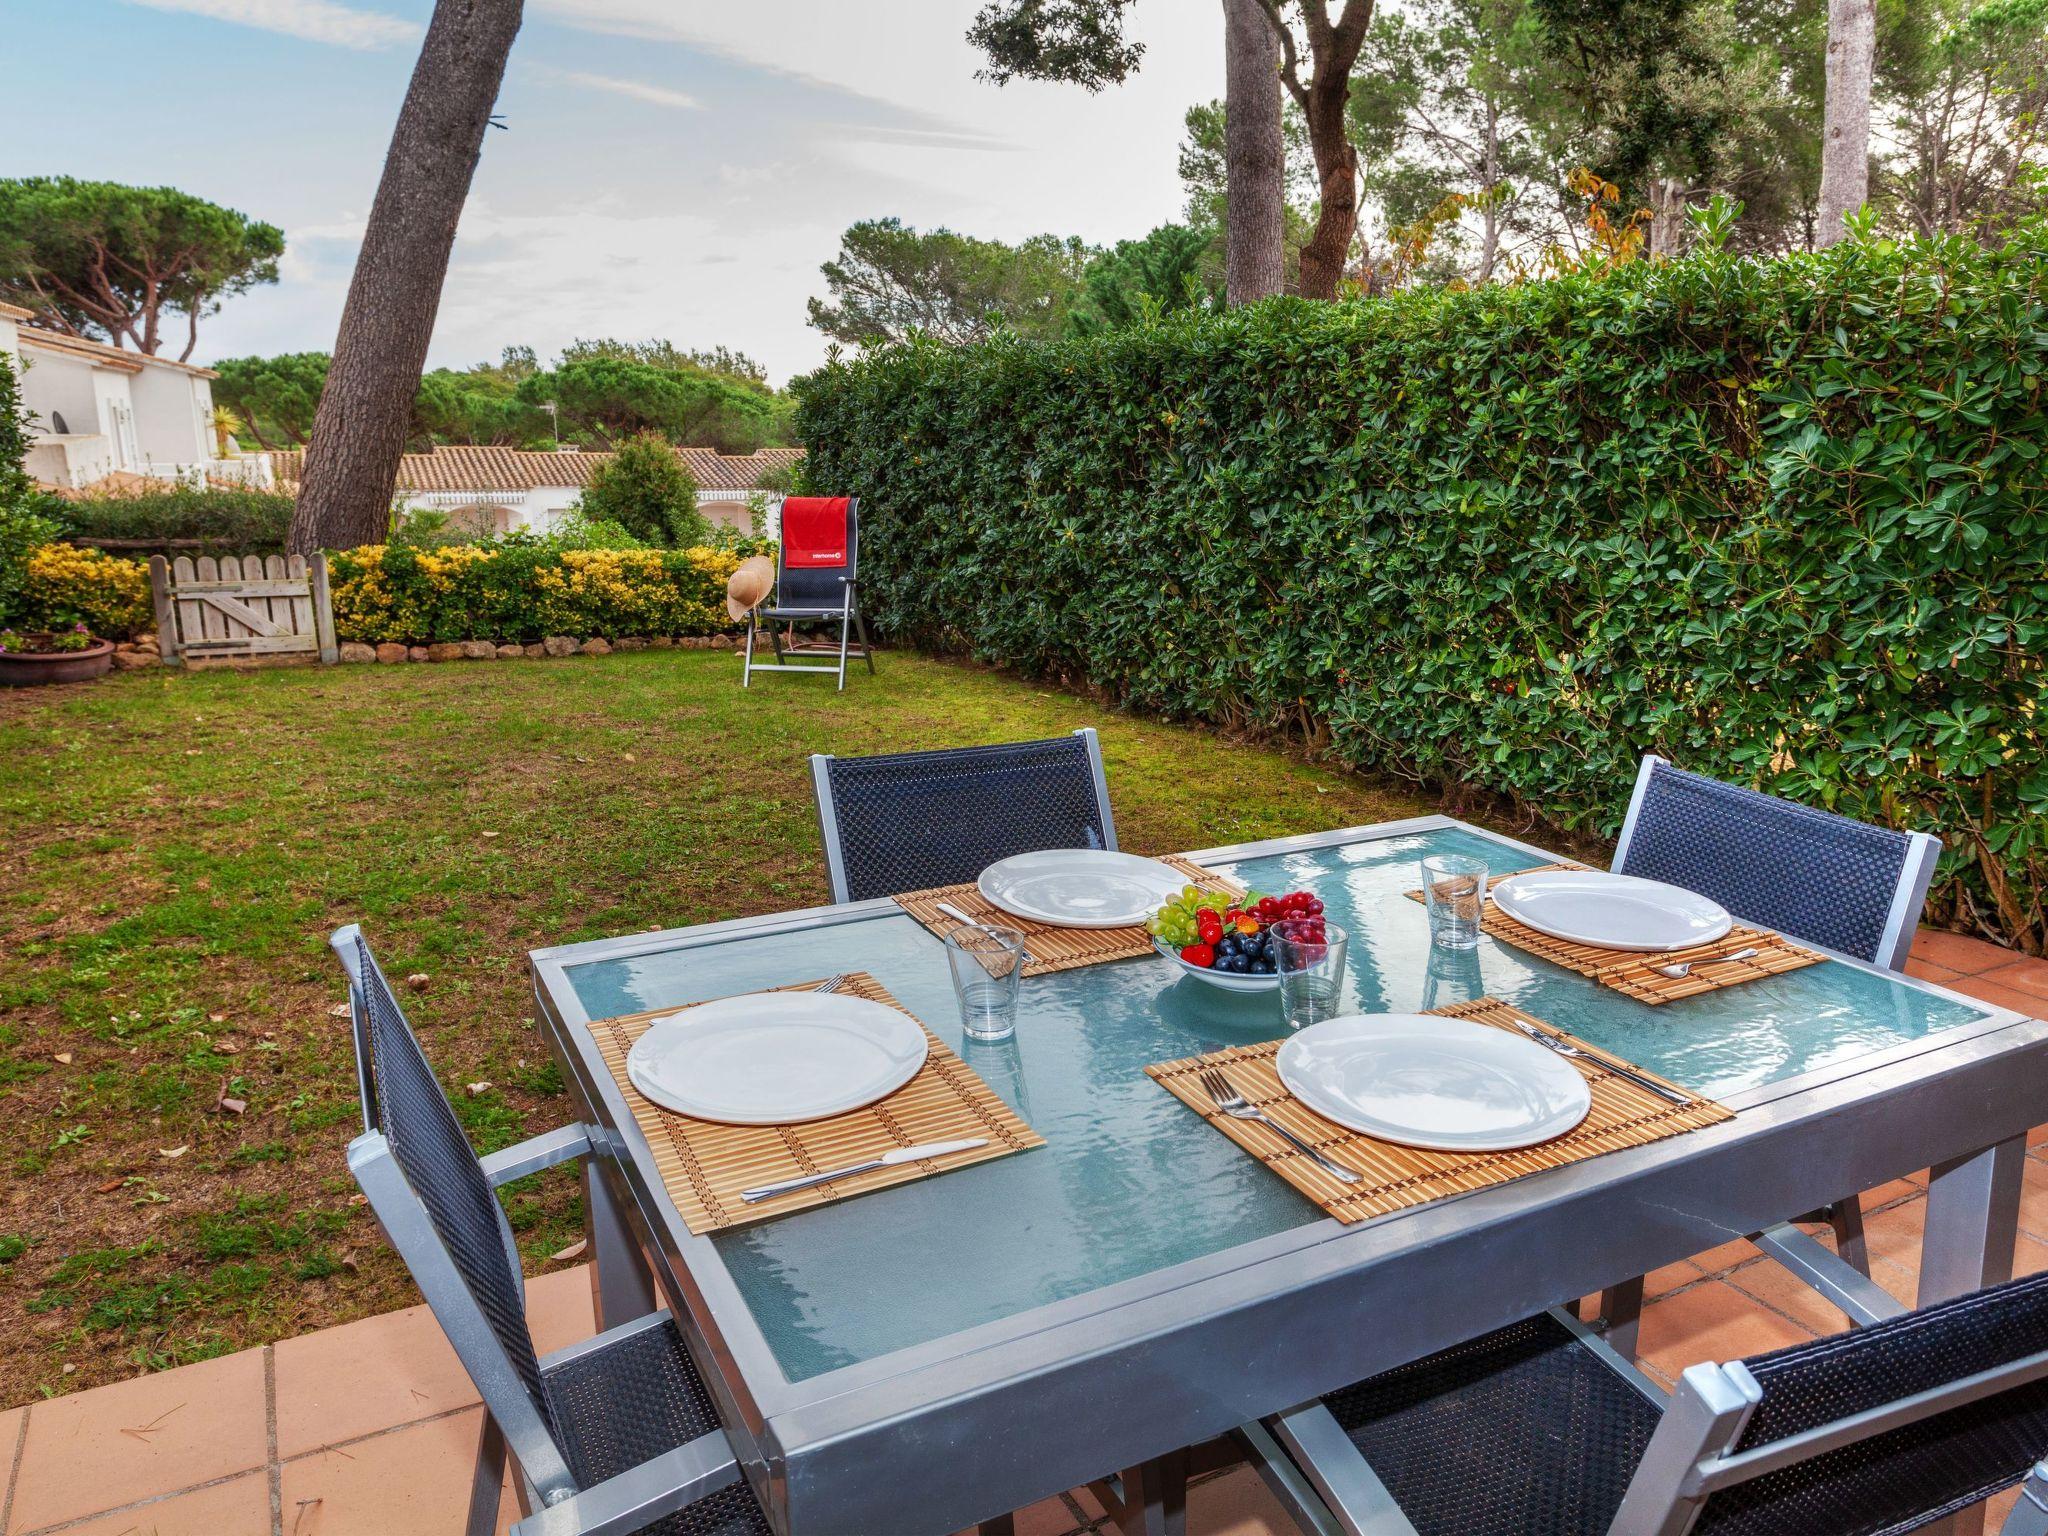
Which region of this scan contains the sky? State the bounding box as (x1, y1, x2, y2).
(8, 0, 1223, 385)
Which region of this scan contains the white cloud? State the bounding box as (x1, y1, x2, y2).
(123, 0, 419, 50)
(561, 70, 705, 111)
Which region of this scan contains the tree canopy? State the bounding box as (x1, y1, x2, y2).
(806, 218, 1093, 346)
(0, 178, 282, 359)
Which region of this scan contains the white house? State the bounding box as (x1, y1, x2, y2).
(266, 444, 803, 537)
(0, 301, 268, 491)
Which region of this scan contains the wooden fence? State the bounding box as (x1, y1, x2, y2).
(148, 554, 338, 667)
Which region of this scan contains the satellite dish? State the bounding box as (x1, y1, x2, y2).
(50, 410, 69, 434)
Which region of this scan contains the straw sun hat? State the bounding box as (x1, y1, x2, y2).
(724, 555, 775, 622)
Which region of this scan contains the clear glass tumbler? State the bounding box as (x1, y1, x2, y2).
(1421, 853, 1488, 950)
(945, 924, 1028, 1042)
(1273, 919, 1348, 1031)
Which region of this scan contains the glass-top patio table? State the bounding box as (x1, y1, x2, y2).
(530, 816, 2048, 1536)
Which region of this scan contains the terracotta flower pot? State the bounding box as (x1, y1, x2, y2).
(0, 638, 116, 687)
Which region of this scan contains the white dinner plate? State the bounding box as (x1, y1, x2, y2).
(1491, 869, 1733, 953)
(625, 992, 927, 1125)
(978, 849, 1191, 929)
(1276, 1013, 1592, 1152)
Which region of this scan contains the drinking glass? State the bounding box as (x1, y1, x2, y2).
(1273, 919, 1348, 1031)
(1421, 853, 1488, 950)
(945, 924, 1028, 1042)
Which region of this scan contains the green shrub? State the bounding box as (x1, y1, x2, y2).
(327, 535, 771, 644)
(49, 483, 297, 554)
(0, 347, 30, 510)
(795, 226, 2048, 951)
(0, 505, 62, 628)
(575, 432, 706, 546)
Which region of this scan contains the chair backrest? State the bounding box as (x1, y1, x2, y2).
(1614, 1269, 2048, 1535)
(334, 925, 577, 1500)
(1613, 755, 1940, 970)
(811, 727, 1117, 903)
(776, 495, 858, 611)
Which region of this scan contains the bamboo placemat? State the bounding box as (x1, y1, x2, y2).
(1404, 864, 1822, 1004)
(894, 854, 1245, 976)
(1146, 996, 1732, 1224)
(589, 973, 1042, 1234)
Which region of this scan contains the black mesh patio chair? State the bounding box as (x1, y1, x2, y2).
(810, 728, 1117, 903)
(1592, 756, 1944, 1335)
(332, 924, 768, 1536)
(741, 495, 873, 691)
(1614, 755, 1941, 973)
(1243, 1229, 2048, 1536)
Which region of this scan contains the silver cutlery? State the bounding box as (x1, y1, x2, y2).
(739, 1137, 988, 1203)
(1653, 947, 1760, 980)
(1509, 1021, 1691, 1105)
(811, 973, 848, 995)
(934, 901, 980, 926)
(1199, 1068, 1360, 1183)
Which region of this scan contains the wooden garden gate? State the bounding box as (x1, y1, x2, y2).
(148, 554, 339, 667)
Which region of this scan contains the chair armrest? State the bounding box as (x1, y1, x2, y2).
(509, 1429, 741, 1536)
(479, 1125, 593, 1188)
(1751, 1222, 1906, 1326)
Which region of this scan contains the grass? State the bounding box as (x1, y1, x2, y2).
(0, 646, 1458, 1405)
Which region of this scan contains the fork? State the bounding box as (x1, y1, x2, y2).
(1199, 1068, 1360, 1183)
(1653, 946, 1760, 980)
(1507, 1020, 1691, 1105)
(812, 973, 847, 995)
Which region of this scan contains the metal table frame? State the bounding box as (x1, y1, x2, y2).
(530, 816, 2048, 1536)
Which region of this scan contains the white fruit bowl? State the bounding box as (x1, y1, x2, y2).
(1153, 938, 1282, 993)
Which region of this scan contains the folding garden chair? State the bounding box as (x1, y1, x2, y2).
(332, 924, 767, 1536)
(810, 728, 1116, 902)
(1591, 756, 1946, 1346)
(1242, 1235, 2048, 1536)
(741, 495, 874, 691)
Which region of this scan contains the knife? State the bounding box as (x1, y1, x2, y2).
(740, 1138, 989, 1203)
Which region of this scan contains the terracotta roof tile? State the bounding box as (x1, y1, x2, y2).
(266, 444, 802, 494)
(17, 326, 219, 378)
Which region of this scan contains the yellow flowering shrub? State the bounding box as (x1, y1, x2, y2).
(23, 545, 152, 639)
(327, 540, 754, 645)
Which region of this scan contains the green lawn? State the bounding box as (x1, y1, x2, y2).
(0, 648, 1446, 1405)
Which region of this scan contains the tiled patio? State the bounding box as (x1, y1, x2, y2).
(4, 929, 2043, 1536)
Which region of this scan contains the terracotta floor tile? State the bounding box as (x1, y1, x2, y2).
(1910, 929, 2022, 976)
(1947, 977, 2047, 1019)
(1645, 1260, 1705, 1298)
(1724, 1257, 1854, 1338)
(1635, 1281, 1814, 1381)
(31, 1471, 271, 1536)
(0, 1404, 25, 1531)
(272, 1300, 480, 1460)
(1977, 959, 2048, 1004)
(525, 1263, 598, 1356)
(2018, 1233, 2048, 1277)
(1687, 1238, 1759, 1276)
(1859, 1177, 1926, 1209)
(952, 1492, 1094, 1536)
(7, 1347, 267, 1533)
(280, 1408, 510, 1536)
(1189, 1465, 1300, 1536)
(1861, 1199, 1927, 1272)
(1905, 957, 1962, 984)
(2018, 1156, 2048, 1243)
(2032, 1123, 2048, 1149)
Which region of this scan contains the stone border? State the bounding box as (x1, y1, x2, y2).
(338, 635, 744, 664)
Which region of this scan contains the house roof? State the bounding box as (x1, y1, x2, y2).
(266, 444, 804, 494)
(16, 326, 220, 379)
(0, 301, 33, 322)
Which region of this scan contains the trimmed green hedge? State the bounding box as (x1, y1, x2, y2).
(51, 484, 297, 553)
(795, 228, 2048, 951)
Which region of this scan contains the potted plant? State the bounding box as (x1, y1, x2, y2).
(0, 621, 116, 686)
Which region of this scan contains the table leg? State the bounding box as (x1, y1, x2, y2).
(1113, 1449, 1189, 1536)
(1919, 1136, 2024, 1307)
(1592, 1276, 1645, 1362)
(584, 1157, 656, 1329)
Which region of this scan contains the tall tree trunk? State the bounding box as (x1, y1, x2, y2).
(1223, 0, 1285, 303)
(1259, 0, 1374, 302)
(1815, 0, 1876, 247)
(1648, 177, 1688, 258)
(288, 0, 523, 555)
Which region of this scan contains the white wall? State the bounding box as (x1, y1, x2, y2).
(16, 347, 99, 440)
(91, 370, 138, 469)
(0, 315, 18, 364)
(129, 364, 211, 466)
